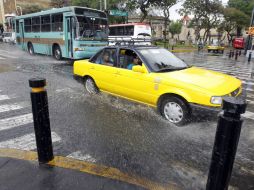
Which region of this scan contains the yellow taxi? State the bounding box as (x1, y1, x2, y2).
(207, 42, 225, 53)
(73, 46, 242, 125)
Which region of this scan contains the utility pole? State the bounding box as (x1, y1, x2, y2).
(104, 0, 107, 10)
(100, 0, 102, 10)
(245, 7, 254, 54)
(0, 0, 5, 26)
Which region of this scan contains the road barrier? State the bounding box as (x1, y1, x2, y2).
(206, 97, 247, 190)
(235, 50, 238, 61)
(248, 52, 252, 63)
(29, 78, 54, 164)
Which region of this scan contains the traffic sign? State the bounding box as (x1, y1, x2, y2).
(109, 10, 128, 17)
(248, 27, 254, 35)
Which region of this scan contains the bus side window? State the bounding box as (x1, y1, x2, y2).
(16, 20, 19, 33)
(52, 14, 63, 32)
(24, 18, 32, 33)
(41, 15, 51, 32)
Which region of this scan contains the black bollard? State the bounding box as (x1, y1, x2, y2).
(29, 78, 54, 164)
(248, 52, 252, 62)
(239, 50, 241, 56)
(229, 50, 232, 58)
(206, 97, 247, 190)
(232, 50, 235, 57)
(235, 50, 238, 60)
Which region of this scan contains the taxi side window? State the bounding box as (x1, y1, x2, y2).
(93, 48, 117, 67)
(118, 49, 142, 70)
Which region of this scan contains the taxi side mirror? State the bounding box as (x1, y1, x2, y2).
(132, 65, 147, 73)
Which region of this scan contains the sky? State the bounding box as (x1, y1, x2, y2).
(169, 0, 229, 21)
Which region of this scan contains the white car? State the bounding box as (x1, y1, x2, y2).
(2, 32, 16, 44)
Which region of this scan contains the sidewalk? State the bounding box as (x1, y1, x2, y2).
(0, 149, 180, 190)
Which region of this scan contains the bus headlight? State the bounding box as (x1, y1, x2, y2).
(211, 96, 222, 105)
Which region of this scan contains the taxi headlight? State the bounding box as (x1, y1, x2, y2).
(211, 96, 222, 105)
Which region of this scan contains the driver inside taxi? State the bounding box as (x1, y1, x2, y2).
(127, 55, 142, 70)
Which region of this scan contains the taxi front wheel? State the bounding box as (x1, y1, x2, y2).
(84, 77, 99, 94)
(160, 96, 191, 126)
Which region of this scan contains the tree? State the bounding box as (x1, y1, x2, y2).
(227, 0, 254, 36)
(180, 0, 223, 44)
(50, 0, 68, 8)
(220, 7, 250, 42)
(126, 0, 158, 22)
(71, 0, 124, 10)
(155, 0, 178, 47)
(168, 21, 182, 39)
(22, 5, 43, 15)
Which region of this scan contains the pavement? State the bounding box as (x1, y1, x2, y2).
(0, 148, 177, 190)
(0, 43, 254, 190)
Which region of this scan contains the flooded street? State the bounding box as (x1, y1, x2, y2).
(0, 43, 254, 189)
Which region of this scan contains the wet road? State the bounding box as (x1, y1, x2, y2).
(0, 43, 254, 189)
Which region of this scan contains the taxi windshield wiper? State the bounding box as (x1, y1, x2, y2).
(155, 63, 187, 72)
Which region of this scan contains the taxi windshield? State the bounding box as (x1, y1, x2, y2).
(138, 48, 188, 72)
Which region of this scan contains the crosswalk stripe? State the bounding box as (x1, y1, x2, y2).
(0, 132, 61, 150)
(0, 95, 10, 101)
(247, 99, 254, 104)
(67, 151, 96, 163)
(0, 104, 23, 113)
(0, 49, 10, 53)
(0, 113, 33, 132)
(243, 111, 254, 120)
(242, 81, 254, 86)
(0, 56, 4, 60)
(0, 53, 18, 59)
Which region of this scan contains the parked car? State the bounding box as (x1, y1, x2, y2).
(233, 37, 245, 49)
(2, 32, 16, 44)
(73, 45, 242, 126)
(207, 42, 224, 53)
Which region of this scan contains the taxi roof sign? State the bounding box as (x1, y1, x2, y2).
(248, 27, 254, 35)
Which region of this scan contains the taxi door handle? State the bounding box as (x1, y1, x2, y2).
(115, 71, 120, 75)
(90, 66, 95, 69)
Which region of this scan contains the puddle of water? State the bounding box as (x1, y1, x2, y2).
(0, 64, 13, 73)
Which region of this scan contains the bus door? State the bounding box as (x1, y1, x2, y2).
(64, 17, 74, 58)
(19, 20, 25, 50)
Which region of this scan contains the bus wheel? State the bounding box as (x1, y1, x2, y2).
(28, 43, 34, 55)
(53, 45, 62, 60)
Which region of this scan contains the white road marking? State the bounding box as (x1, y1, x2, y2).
(242, 81, 254, 86)
(0, 49, 10, 53)
(67, 151, 96, 163)
(0, 104, 23, 113)
(247, 99, 254, 104)
(0, 56, 5, 60)
(0, 95, 10, 101)
(0, 52, 18, 59)
(0, 132, 61, 150)
(242, 111, 254, 120)
(0, 113, 33, 132)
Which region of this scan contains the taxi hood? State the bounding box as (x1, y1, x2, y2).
(159, 67, 241, 95)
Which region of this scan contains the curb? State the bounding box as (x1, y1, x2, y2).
(170, 49, 197, 53)
(0, 148, 181, 190)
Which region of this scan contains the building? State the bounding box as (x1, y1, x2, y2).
(0, 0, 51, 26)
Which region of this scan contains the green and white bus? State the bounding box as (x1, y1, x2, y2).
(14, 6, 108, 60)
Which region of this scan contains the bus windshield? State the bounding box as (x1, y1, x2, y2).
(75, 16, 108, 40)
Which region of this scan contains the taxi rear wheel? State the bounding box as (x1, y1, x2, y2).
(160, 96, 191, 126)
(84, 77, 99, 94)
